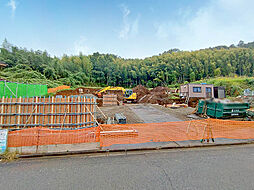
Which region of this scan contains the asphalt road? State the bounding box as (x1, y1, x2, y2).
(130, 104, 182, 122)
(1, 144, 254, 190)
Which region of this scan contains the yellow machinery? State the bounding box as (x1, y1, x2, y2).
(97, 86, 137, 102)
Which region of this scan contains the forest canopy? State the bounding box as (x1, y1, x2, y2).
(0, 39, 254, 88)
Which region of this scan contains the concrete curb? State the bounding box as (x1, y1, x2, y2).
(1, 140, 253, 159)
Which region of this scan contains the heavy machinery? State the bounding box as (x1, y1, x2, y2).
(96, 86, 137, 102)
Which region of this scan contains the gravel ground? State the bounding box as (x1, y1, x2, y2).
(151, 104, 196, 121)
(129, 104, 182, 122)
(97, 105, 144, 124)
(97, 104, 196, 124)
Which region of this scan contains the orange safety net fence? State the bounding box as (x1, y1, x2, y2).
(8, 127, 99, 147)
(7, 119, 254, 148)
(99, 119, 254, 147)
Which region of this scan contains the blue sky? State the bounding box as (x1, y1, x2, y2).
(1, 0, 254, 58)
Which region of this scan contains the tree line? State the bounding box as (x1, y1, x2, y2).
(0, 39, 254, 88)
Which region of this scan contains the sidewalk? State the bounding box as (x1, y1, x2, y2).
(102, 138, 254, 151)
(2, 138, 253, 159)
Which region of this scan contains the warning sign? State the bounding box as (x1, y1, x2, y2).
(0, 129, 8, 154)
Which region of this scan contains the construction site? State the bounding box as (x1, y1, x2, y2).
(0, 81, 254, 155)
(48, 84, 254, 124)
(2, 1, 254, 189)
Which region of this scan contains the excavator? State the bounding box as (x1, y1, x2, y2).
(96, 86, 137, 102)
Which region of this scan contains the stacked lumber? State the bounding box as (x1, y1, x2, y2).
(103, 94, 118, 106)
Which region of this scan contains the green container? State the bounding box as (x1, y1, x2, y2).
(197, 100, 206, 114)
(197, 99, 250, 118)
(247, 110, 254, 117)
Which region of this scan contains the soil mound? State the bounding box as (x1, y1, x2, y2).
(133, 85, 150, 101)
(133, 85, 171, 105)
(150, 86, 169, 93)
(55, 87, 100, 96)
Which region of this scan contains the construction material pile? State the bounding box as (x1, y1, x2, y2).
(48, 85, 70, 94)
(55, 87, 100, 96)
(133, 85, 171, 105)
(234, 96, 254, 107)
(101, 90, 125, 102)
(132, 85, 150, 101)
(245, 96, 254, 107)
(188, 97, 201, 108)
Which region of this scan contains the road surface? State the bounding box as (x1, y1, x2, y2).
(1, 144, 254, 190)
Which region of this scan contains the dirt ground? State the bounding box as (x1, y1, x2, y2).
(151, 104, 196, 121)
(97, 105, 144, 124)
(129, 104, 182, 123)
(97, 103, 196, 124)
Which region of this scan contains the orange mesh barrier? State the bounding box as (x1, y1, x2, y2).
(207, 119, 254, 140)
(8, 127, 99, 147)
(48, 85, 70, 94)
(99, 119, 254, 147)
(7, 119, 254, 148)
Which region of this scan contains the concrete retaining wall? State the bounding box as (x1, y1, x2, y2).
(9, 142, 100, 155)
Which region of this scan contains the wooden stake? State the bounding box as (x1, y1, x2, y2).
(24, 105, 37, 128)
(77, 96, 80, 124)
(51, 96, 54, 125)
(96, 105, 107, 119)
(35, 97, 38, 125)
(0, 97, 4, 127)
(17, 97, 21, 127)
(83, 96, 86, 127)
(84, 103, 99, 126)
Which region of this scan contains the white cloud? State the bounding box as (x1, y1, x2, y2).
(155, 0, 254, 50)
(7, 0, 16, 17)
(73, 36, 90, 55)
(119, 4, 140, 39)
(155, 23, 169, 39)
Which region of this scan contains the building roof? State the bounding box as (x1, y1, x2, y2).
(0, 61, 7, 67)
(181, 83, 214, 86)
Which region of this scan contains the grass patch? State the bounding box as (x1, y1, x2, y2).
(195, 76, 254, 97)
(0, 149, 18, 162)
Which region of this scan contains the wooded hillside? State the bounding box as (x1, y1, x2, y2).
(0, 39, 254, 88)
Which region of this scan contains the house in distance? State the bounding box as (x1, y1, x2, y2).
(0, 61, 7, 69)
(180, 83, 214, 99)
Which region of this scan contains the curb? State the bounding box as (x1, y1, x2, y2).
(2, 140, 253, 159)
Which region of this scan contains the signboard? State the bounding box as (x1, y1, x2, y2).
(0, 129, 8, 154)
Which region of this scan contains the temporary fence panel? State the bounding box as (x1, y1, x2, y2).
(0, 81, 48, 98)
(0, 95, 97, 129)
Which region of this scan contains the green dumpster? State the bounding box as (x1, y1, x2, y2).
(197, 99, 250, 118)
(197, 99, 206, 114)
(247, 110, 254, 117)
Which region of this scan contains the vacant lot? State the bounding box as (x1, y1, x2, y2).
(97, 104, 195, 124)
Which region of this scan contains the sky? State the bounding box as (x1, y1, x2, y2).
(1, 0, 254, 58)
